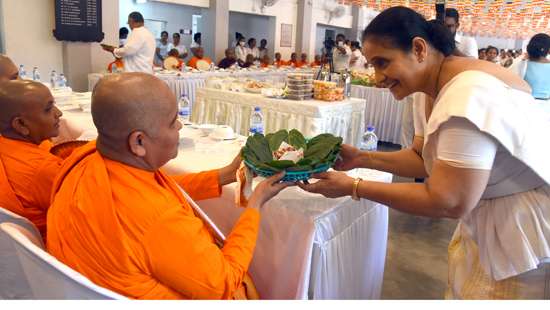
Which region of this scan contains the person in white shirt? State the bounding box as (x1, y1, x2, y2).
(235, 37, 248, 63)
(190, 32, 202, 57)
(102, 12, 156, 74)
(155, 31, 170, 66)
(259, 39, 268, 59)
(168, 33, 188, 60)
(247, 38, 260, 60)
(349, 41, 367, 71)
(332, 33, 352, 72)
(444, 8, 478, 58)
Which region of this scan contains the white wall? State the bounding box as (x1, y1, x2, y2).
(119, 0, 203, 49)
(228, 11, 275, 57)
(229, 0, 298, 59)
(0, 0, 63, 75)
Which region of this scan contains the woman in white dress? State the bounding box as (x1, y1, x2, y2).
(299, 6, 550, 299)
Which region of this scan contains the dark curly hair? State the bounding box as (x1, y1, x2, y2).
(362, 6, 456, 57)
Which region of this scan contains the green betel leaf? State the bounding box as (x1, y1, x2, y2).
(245, 133, 273, 163)
(267, 160, 296, 169)
(288, 129, 307, 150)
(266, 129, 288, 152)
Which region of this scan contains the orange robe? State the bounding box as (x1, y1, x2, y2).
(310, 60, 321, 67)
(0, 136, 63, 238)
(273, 60, 287, 67)
(107, 59, 124, 73)
(187, 56, 212, 69)
(47, 142, 260, 299)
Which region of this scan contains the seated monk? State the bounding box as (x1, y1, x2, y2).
(0, 55, 82, 148)
(297, 53, 308, 68)
(187, 47, 212, 70)
(46, 73, 293, 299)
(310, 55, 322, 67)
(273, 52, 287, 67)
(163, 49, 183, 71)
(260, 54, 270, 68)
(0, 80, 64, 238)
(287, 52, 299, 67)
(0, 55, 19, 82)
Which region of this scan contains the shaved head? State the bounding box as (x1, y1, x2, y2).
(0, 80, 61, 143)
(92, 72, 182, 171)
(0, 55, 19, 82)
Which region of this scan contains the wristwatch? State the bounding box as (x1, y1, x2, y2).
(351, 177, 363, 201)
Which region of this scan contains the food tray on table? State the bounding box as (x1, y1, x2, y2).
(286, 93, 313, 100)
(242, 130, 342, 182)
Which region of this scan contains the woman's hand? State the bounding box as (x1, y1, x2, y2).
(334, 144, 365, 171)
(298, 171, 355, 198)
(248, 172, 295, 209)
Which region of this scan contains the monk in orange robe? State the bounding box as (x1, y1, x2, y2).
(0, 80, 64, 238)
(0, 55, 19, 82)
(273, 52, 287, 67)
(310, 55, 322, 67)
(187, 47, 212, 70)
(47, 73, 293, 299)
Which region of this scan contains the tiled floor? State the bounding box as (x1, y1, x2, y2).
(377, 143, 458, 299)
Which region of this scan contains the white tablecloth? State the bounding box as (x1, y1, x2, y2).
(192, 88, 367, 147)
(351, 85, 413, 146)
(54, 102, 391, 299)
(88, 69, 299, 107)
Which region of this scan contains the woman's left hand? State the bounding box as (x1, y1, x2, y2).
(298, 171, 355, 198)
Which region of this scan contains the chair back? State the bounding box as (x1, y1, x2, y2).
(0, 222, 127, 300)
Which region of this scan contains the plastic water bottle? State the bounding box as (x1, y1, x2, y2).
(19, 65, 27, 79)
(58, 73, 67, 88)
(249, 107, 264, 136)
(111, 62, 118, 73)
(50, 70, 58, 89)
(360, 126, 378, 151)
(32, 67, 41, 81)
(178, 94, 191, 124)
(209, 62, 215, 72)
(180, 63, 187, 73)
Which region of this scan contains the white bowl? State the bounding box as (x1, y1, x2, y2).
(211, 126, 236, 140)
(198, 124, 217, 136)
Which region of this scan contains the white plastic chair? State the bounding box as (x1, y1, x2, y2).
(0, 206, 41, 299)
(0, 222, 127, 300)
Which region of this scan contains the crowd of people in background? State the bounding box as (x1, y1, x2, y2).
(106, 11, 549, 102)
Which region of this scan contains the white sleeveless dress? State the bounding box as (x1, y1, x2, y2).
(414, 71, 550, 299)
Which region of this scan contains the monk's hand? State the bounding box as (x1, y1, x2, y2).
(298, 171, 354, 198)
(334, 144, 363, 171)
(248, 172, 295, 210)
(218, 152, 243, 186)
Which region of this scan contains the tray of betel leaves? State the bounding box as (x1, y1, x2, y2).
(242, 129, 343, 182)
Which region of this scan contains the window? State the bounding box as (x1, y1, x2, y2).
(192, 15, 202, 35)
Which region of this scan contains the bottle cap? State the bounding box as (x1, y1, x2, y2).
(254, 107, 261, 112)
(367, 126, 375, 132)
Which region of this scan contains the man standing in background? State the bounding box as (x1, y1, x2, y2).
(102, 12, 156, 74)
(444, 8, 478, 58)
(332, 34, 351, 72)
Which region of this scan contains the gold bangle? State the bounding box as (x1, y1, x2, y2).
(352, 177, 363, 201)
